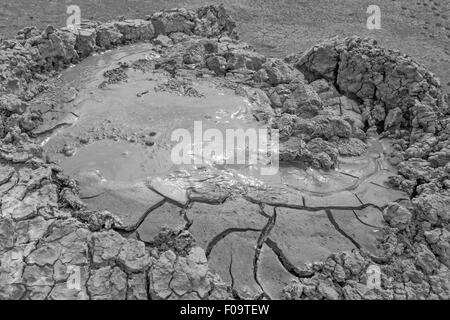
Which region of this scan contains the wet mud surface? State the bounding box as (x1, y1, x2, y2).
(30, 42, 409, 299)
(1, 4, 449, 300)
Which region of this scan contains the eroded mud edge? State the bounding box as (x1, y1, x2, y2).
(0, 5, 449, 300)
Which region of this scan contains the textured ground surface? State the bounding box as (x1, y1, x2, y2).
(1, 0, 450, 93)
(30, 35, 409, 299)
(0, 4, 449, 300)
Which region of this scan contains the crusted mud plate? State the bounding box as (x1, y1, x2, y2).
(0, 5, 449, 300)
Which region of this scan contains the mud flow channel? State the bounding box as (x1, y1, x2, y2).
(35, 43, 408, 299)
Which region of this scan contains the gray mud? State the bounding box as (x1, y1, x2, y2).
(0, 4, 449, 301)
(31, 41, 411, 300)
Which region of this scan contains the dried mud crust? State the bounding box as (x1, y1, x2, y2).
(0, 5, 449, 300)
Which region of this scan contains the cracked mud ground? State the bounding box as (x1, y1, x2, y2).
(34, 36, 406, 299)
(0, 4, 450, 300)
(1, 0, 450, 93)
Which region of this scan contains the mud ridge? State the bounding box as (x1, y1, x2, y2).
(0, 4, 449, 301)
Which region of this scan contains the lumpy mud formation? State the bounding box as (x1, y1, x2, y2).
(0, 5, 449, 300)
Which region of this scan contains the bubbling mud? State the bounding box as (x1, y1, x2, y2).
(2, 4, 448, 300)
(33, 42, 411, 300)
(40, 44, 263, 184)
(40, 43, 398, 202)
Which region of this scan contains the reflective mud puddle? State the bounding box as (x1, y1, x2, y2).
(39, 43, 265, 189)
(36, 44, 409, 299)
(277, 138, 392, 195)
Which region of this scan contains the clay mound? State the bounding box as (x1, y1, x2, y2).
(294, 37, 448, 137)
(0, 4, 449, 301)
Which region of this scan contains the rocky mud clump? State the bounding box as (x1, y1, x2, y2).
(281, 37, 450, 300)
(0, 5, 449, 300)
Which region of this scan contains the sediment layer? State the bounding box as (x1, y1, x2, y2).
(0, 5, 449, 300)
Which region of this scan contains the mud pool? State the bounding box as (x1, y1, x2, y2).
(34, 43, 408, 299)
